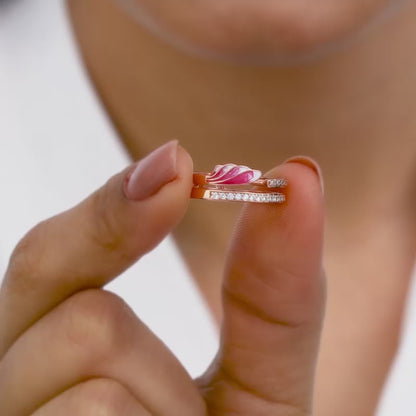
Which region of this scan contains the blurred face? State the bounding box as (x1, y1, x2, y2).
(116, 0, 404, 62)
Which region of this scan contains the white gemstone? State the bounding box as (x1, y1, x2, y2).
(211, 192, 218, 199)
(242, 194, 249, 201)
(268, 178, 287, 188)
(227, 193, 234, 200)
(235, 193, 242, 200)
(220, 193, 227, 200)
(264, 194, 270, 202)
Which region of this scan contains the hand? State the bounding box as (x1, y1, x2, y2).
(0, 140, 325, 415)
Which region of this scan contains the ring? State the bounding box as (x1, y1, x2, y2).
(191, 163, 287, 203)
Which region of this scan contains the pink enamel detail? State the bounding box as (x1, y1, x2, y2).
(206, 163, 262, 185)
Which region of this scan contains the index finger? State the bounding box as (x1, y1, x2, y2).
(0, 141, 193, 357)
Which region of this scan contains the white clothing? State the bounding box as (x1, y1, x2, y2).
(1, 1, 415, 413)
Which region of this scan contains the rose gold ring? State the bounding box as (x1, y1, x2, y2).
(191, 163, 287, 204)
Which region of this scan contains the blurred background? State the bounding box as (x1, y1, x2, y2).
(1, 1, 415, 415)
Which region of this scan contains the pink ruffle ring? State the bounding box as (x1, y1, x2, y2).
(191, 163, 287, 203)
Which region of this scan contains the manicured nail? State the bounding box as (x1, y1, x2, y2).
(124, 140, 178, 201)
(284, 155, 325, 194)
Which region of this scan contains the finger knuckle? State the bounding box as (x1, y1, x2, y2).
(88, 181, 124, 253)
(225, 263, 313, 328)
(62, 289, 131, 364)
(76, 378, 134, 415)
(6, 220, 51, 291)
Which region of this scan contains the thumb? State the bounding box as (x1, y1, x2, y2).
(0, 140, 194, 356)
(198, 158, 325, 415)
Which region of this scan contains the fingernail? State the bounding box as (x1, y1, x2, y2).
(284, 155, 325, 194)
(124, 140, 178, 201)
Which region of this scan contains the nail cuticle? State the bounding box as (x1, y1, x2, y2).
(284, 155, 324, 194)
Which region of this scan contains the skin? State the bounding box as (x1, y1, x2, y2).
(114, 0, 401, 62)
(1, 0, 415, 415)
(0, 149, 324, 415)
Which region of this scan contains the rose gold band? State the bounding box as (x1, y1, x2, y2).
(192, 173, 287, 189)
(191, 186, 286, 203)
(191, 171, 287, 204)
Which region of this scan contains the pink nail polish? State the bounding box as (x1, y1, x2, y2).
(284, 155, 325, 194)
(124, 140, 178, 201)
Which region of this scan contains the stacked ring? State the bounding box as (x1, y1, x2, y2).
(191, 163, 287, 204)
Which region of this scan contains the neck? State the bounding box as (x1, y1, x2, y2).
(68, 0, 416, 318)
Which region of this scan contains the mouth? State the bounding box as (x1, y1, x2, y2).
(123, 0, 397, 63)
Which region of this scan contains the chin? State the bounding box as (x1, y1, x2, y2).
(118, 0, 403, 63)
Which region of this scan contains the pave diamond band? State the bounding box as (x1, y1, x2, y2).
(210, 191, 285, 203)
(190, 187, 286, 204)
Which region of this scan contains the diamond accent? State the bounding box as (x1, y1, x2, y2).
(267, 178, 287, 188)
(208, 191, 285, 204)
